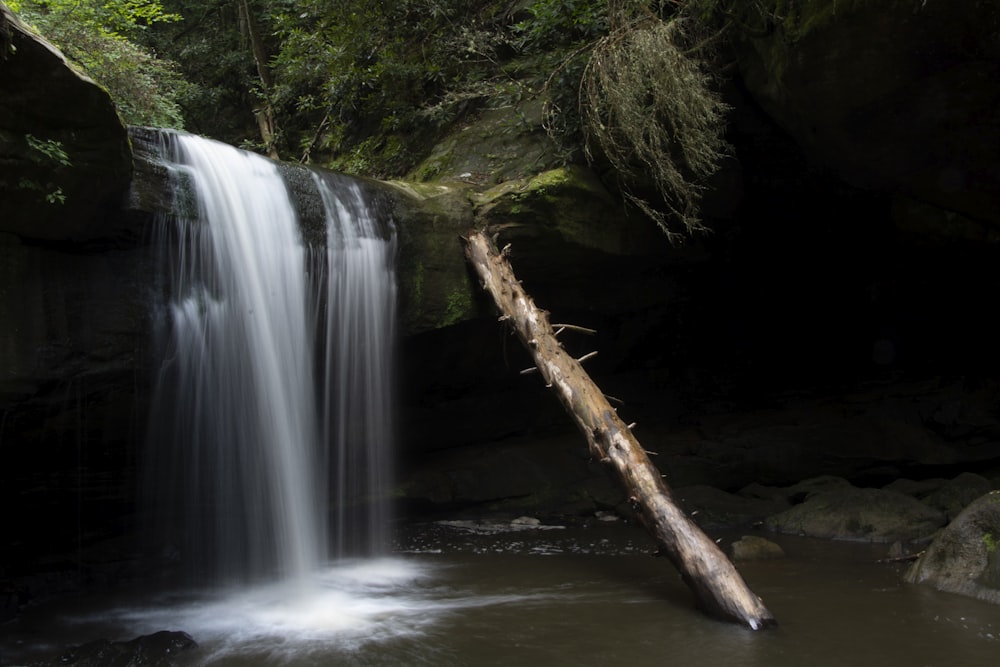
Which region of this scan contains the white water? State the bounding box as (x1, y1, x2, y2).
(145, 132, 396, 583)
(314, 173, 397, 558)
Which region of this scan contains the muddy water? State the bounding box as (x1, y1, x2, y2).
(2, 522, 998, 666)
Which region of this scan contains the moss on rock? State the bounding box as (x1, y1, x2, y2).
(383, 180, 481, 335)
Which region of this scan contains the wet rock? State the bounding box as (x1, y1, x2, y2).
(52, 630, 197, 666)
(730, 536, 786, 562)
(906, 491, 1000, 604)
(764, 487, 947, 543)
(511, 516, 541, 527)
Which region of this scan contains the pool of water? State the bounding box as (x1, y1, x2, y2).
(2, 521, 998, 666)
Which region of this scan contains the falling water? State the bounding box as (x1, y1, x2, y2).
(314, 172, 397, 558)
(144, 131, 396, 583)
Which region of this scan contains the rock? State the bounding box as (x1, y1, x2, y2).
(906, 491, 1000, 604)
(780, 476, 855, 503)
(395, 430, 621, 518)
(921, 472, 995, 521)
(739, 475, 852, 505)
(882, 477, 948, 499)
(382, 179, 479, 334)
(53, 630, 197, 666)
(884, 473, 997, 521)
(675, 485, 790, 530)
(409, 96, 556, 185)
(0, 5, 133, 242)
(733, 0, 1000, 235)
(764, 487, 947, 543)
(0, 231, 152, 578)
(385, 162, 682, 336)
(730, 535, 786, 562)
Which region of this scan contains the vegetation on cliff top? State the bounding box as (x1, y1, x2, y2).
(8, 0, 769, 237)
(6, 0, 188, 127)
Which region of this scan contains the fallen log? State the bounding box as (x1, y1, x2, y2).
(463, 230, 776, 630)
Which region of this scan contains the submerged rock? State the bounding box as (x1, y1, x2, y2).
(52, 630, 197, 666)
(906, 491, 1000, 604)
(764, 487, 946, 543)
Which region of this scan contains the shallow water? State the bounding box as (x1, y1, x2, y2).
(2, 522, 998, 666)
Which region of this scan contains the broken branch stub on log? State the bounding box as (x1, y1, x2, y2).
(463, 230, 775, 630)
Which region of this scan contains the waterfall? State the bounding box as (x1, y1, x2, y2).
(145, 132, 396, 583)
(314, 173, 397, 559)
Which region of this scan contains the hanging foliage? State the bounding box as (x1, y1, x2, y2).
(580, 1, 730, 241)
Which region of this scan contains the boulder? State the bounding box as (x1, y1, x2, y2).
(920, 472, 995, 521)
(741, 475, 853, 504)
(884, 473, 996, 521)
(764, 487, 946, 543)
(906, 491, 1000, 604)
(0, 5, 133, 242)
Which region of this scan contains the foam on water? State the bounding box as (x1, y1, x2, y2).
(80, 558, 547, 663)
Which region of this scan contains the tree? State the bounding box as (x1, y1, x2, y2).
(268, 0, 522, 174)
(7, 0, 188, 127)
(464, 230, 775, 629)
(238, 0, 278, 158)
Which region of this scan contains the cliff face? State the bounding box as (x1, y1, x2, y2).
(0, 5, 146, 584)
(390, 0, 1000, 515)
(2, 0, 1000, 581)
(0, 4, 133, 242)
(733, 0, 1000, 241)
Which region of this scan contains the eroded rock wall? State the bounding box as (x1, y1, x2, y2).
(0, 4, 133, 242)
(733, 0, 1000, 239)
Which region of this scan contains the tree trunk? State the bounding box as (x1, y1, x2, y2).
(238, 0, 278, 159)
(463, 230, 776, 630)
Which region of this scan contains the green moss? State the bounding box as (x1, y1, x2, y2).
(330, 134, 413, 178)
(438, 288, 473, 328)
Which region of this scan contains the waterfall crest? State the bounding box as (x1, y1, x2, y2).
(145, 132, 396, 583)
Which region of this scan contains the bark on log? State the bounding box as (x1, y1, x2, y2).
(463, 230, 776, 630)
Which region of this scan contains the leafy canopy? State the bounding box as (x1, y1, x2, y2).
(9, 0, 188, 127)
